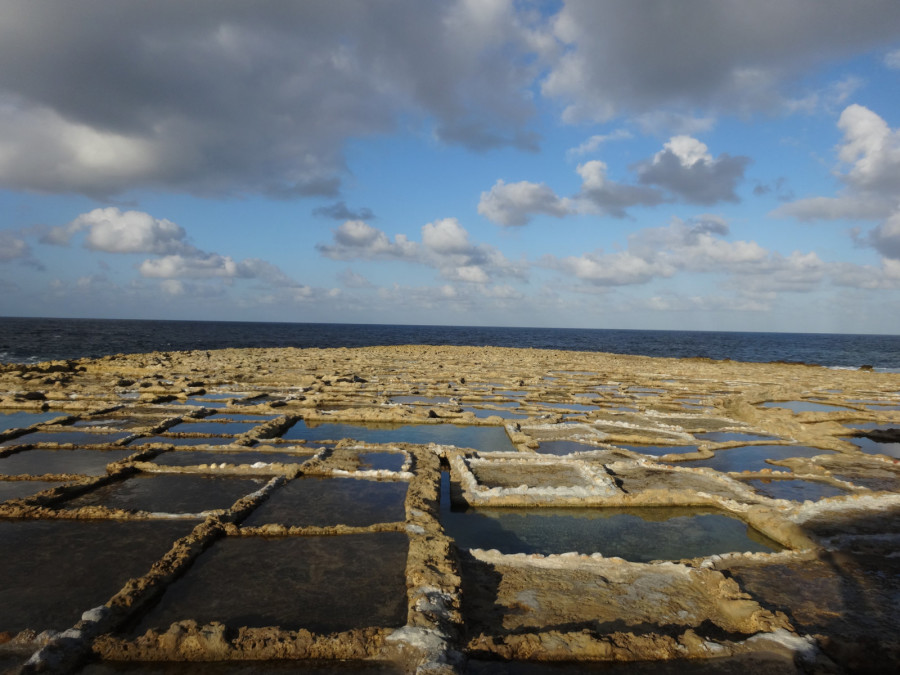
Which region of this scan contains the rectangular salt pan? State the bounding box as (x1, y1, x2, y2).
(132, 533, 409, 634)
(0, 520, 194, 633)
(281, 421, 516, 452)
(0, 448, 134, 476)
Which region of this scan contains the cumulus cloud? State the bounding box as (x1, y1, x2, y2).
(574, 160, 664, 217)
(566, 129, 632, 158)
(542, 1, 900, 123)
(44, 207, 190, 255)
(870, 212, 900, 260)
(635, 136, 750, 204)
(542, 215, 828, 293)
(0, 1, 545, 197)
(317, 217, 525, 283)
(477, 179, 571, 226)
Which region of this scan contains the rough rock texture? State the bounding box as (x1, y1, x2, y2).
(1, 345, 898, 673)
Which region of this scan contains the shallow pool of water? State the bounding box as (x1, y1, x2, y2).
(694, 431, 779, 443)
(677, 445, 834, 473)
(153, 450, 312, 467)
(281, 421, 516, 452)
(0, 448, 135, 476)
(743, 478, 849, 501)
(462, 406, 527, 420)
(132, 532, 408, 634)
(63, 474, 266, 513)
(0, 410, 65, 432)
(129, 436, 238, 447)
(848, 436, 900, 459)
(241, 476, 407, 528)
(359, 452, 405, 471)
(0, 519, 193, 633)
(760, 401, 852, 413)
(536, 440, 601, 456)
(617, 444, 698, 456)
(0, 430, 132, 447)
(0, 479, 66, 502)
(390, 396, 452, 405)
(441, 475, 779, 560)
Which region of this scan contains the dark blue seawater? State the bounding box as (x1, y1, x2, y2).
(1, 316, 898, 371)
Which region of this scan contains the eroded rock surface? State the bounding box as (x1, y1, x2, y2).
(0, 345, 898, 673)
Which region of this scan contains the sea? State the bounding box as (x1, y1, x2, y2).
(1, 317, 899, 372)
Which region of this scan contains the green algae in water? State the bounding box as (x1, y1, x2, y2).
(679, 445, 834, 473)
(440, 474, 780, 560)
(744, 478, 848, 501)
(0, 519, 194, 633)
(132, 533, 409, 634)
(281, 420, 516, 452)
(0, 448, 135, 476)
(241, 476, 407, 528)
(62, 474, 266, 513)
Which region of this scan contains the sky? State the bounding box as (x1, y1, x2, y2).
(2, 1, 900, 334)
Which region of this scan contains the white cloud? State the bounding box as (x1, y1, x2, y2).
(48, 207, 190, 255)
(635, 136, 750, 204)
(870, 211, 900, 260)
(317, 217, 525, 283)
(573, 160, 664, 217)
(477, 179, 570, 226)
(566, 129, 632, 158)
(0, 1, 546, 197)
(317, 220, 418, 260)
(541, 1, 900, 123)
(836, 104, 900, 193)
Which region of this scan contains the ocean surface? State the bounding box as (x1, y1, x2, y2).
(1, 317, 899, 372)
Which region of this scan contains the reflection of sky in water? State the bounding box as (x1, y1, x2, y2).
(848, 436, 900, 459)
(440, 474, 780, 561)
(0, 448, 134, 476)
(0, 410, 63, 432)
(462, 407, 527, 420)
(744, 478, 848, 501)
(0, 479, 66, 502)
(676, 445, 833, 472)
(281, 421, 515, 452)
(168, 421, 259, 435)
(1, 430, 131, 447)
(617, 444, 698, 456)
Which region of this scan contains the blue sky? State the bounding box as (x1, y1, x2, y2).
(2, 0, 900, 333)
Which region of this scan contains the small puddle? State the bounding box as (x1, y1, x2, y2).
(132, 532, 408, 634)
(677, 445, 834, 472)
(359, 452, 405, 472)
(153, 450, 312, 467)
(441, 474, 780, 560)
(536, 441, 600, 456)
(0, 520, 193, 633)
(0, 479, 66, 501)
(281, 421, 516, 452)
(168, 421, 260, 435)
(0, 449, 135, 476)
(390, 396, 452, 405)
(462, 407, 527, 420)
(618, 444, 698, 456)
(760, 401, 853, 413)
(1, 410, 64, 431)
(62, 474, 266, 513)
(241, 476, 407, 528)
(694, 431, 778, 443)
(1, 430, 132, 447)
(743, 478, 849, 501)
